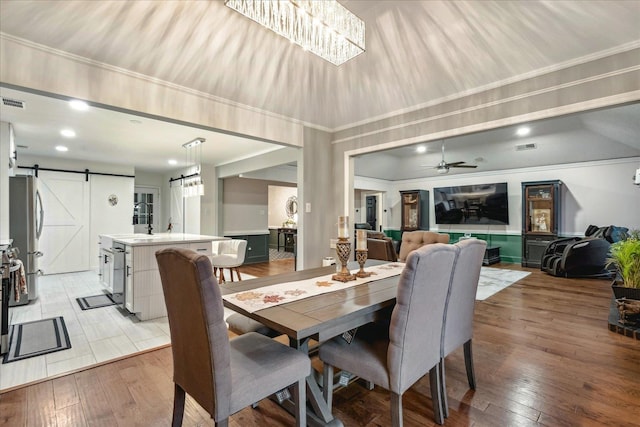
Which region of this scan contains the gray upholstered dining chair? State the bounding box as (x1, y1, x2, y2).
(319, 243, 460, 426)
(155, 247, 310, 427)
(440, 238, 486, 418)
(226, 312, 280, 338)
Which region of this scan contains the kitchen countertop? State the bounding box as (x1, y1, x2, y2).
(106, 233, 228, 246)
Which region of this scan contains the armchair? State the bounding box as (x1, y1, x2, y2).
(541, 225, 628, 278)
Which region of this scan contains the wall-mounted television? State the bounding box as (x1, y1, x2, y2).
(434, 183, 509, 225)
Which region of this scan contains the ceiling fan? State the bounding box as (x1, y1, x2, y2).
(427, 142, 478, 174)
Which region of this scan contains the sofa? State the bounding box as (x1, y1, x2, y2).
(398, 231, 450, 262)
(367, 231, 398, 261)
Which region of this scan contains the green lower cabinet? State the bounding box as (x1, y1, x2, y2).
(384, 229, 523, 264)
(225, 234, 269, 264)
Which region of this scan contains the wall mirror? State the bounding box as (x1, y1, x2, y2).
(284, 196, 298, 227)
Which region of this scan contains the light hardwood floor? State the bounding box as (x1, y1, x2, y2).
(2, 260, 639, 426)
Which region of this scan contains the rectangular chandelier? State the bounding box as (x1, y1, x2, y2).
(225, 0, 365, 65)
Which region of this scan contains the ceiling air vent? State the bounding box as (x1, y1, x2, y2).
(2, 97, 26, 109)
(515, 143, 537, 151)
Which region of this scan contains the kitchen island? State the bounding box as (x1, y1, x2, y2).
(100, 233, 228, 321)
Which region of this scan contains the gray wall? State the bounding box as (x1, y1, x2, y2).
(223, 176, 295, 234)
(0, 122, 11, 241)
(332, 48, 640, 229)
(302, 127, 335, 267)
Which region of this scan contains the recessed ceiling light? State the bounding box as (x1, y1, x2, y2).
(416, 146, 427, 153)
(60, 129, 76, 138)
(168, 159, 177, 165)
(55, 145, 68, 152)
(516, 126, 531, 137)
(69, 100, 89, 111)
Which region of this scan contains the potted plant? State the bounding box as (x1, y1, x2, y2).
(607, 229, 640, 300)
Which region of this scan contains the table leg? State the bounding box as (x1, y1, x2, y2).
(288, 337, 343, 427)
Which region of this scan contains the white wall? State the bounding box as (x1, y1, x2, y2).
(90, 175, 134, 269)
(384, 158, 640, 235)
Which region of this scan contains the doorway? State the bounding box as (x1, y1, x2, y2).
(133, 187, 160, 234)
(366, 195, 377, 231)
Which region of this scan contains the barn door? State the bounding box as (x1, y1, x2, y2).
(38, 171, 90, 274)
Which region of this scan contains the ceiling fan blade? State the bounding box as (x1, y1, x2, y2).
(446, 161, 466, 167)
(451, 164, 478, 168)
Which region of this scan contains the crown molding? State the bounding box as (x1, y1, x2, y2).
(333, 40, 640, 134)
(0, 32, 333, 134)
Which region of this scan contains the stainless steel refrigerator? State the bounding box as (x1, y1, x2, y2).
(9, 175, 44, 306)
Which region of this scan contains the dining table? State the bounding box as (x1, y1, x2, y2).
(220, 260, 401, 427)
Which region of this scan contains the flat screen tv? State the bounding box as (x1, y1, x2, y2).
(434, 183, 509, 225)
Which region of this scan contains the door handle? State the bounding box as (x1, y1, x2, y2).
(29, 251, 44, 257)
(36, 190, 44, 239)
(126, 266, 131, 277)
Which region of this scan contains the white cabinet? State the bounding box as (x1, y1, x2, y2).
(125, 246, 134, 313)
(190, 241, 212, 256)
(99, 248, 114, 293)
(105, 234, 227, 321)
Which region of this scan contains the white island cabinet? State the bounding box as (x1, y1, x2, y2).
(102, 233, 228, 321)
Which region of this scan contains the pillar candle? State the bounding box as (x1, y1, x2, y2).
(356, 229, 367, 250)
(338, 216, 349, 238)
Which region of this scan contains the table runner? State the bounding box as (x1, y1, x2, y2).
(223, 262, 405, 313)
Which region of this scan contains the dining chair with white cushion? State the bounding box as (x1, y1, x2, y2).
(156, 247, 309, 427)
(210, 239, 247, 284)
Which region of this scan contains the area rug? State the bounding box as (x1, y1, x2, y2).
(476, 267, 531, 301)
(3, 316, 71, 364)
(76, 293, 118, 310)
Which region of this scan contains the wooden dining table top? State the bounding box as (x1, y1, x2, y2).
(221, 261, 399, 343)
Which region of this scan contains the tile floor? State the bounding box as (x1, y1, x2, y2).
(1, 269, 251, 391)
(0, 270, 173, 391)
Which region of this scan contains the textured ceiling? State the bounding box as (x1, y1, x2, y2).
(1, 0, 639, 130)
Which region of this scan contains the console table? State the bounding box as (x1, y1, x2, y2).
(483, 246, 501, 266)
(277, 227, 297, 252)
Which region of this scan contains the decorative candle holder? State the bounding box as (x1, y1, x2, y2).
(355, 249, 371, 278)
(332, 237, 356, 282)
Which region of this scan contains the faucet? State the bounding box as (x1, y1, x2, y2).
(133, 202, 154, 235)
